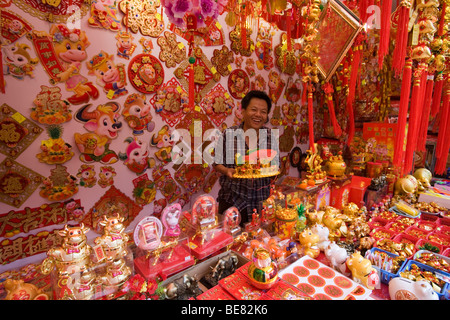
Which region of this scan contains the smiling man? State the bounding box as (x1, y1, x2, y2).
(214, 90, 279, 225)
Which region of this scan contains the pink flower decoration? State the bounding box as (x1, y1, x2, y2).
(172, 0, 192, 18)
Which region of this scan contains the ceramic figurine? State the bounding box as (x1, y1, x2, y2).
(324, 242, 350, 276)
(346, 252, 379, 290)
(298, 228, 320, 259)
(247, 247, 279, 289)
(310, 223, 330, 251)
(94, 213, 130, 262)
(41, 224, 92, 277)
(4, 279, 48, 300)
(161, 203, 182, 238)
(388, 277, 439, 300)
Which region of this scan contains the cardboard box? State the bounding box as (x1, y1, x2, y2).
(349, 176, 372, 206)
(160, 250, 249, 297)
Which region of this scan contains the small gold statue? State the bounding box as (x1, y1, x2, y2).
(94, 213, 130, 263)
(41, 223, 92, 277)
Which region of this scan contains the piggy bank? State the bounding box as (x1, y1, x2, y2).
(394, 175, 418, 196)
(310, 223, 330, 251)
(389, 277, 439, 300)
(298, 228, 320, 258)
(4, 279, 48, 300)
(324, 242, 350, 276)
(413, 168, 432, 191)
(346, 252, 379, 290)
(322, 206, 346, 240)
(342, 202, 359, 218)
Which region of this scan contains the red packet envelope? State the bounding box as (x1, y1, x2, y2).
(196, 285, 236, 300)
(219, 272, 264, 300)
(236, 261, 251, 278)
(264, 280, 314, 300)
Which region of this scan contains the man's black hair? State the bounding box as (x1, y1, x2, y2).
(241, 90, 272, 114)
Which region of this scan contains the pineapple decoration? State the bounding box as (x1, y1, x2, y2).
(36, 125, 74, 164)
(295, 204, 307, 233)
(40, 164, 78, 201)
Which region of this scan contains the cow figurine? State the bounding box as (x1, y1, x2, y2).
(346, 252, 379, 290)
(94, 214, 130, 263)
(86, 50, 127, 99)
(98, 165, 116, 188)
(99, 258, 132, 295)
(74, 102, 122, 164)
(122, 93, 155, 135)
(118, 136, 155, 175)
(41, 224, 92, 277)
(150, 125, 174, 164)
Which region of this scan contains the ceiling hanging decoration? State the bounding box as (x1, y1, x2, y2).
(161, 0, 227, 29)
(11, 0, 89, 23)
(175, 46, 220, 105)
(118, 0, 165, 37)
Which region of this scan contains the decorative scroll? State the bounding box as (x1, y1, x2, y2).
(149, 77, 189, 127)
(200, 83, 234, 127)
(0, 199, 83, 238)
(11, 0, 89, 23)
(0, 103, 43, 159)
(0, 228, 63, 265)
(0, 158, 44, 208)
(128, 53, 164, 94)
(0, 9, 33, 44)
(82, 185, 142, 234)
(118, 0, 164, 37)
(174, 47, 220, 104)
(174, 163, 210, 195)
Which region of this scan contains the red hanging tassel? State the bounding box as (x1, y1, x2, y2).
(416, 74, 435, 151)
(392, 1, 411, 75)
(346, 35, 364, 145)
(434, 84, 450, 175)
(431, 74, 444, 117)
(393, 59, 413, 168)
(307, 83, 315, 153)
(359, 0, 369, 23)
(0, 48, 5, 94)
(403, 64, 427, 175)
(302, 81, 308, 104)
(378, 0, 393, 69)
(286, 10, 292, 51)
(438, 2, 447, 37)
(240, 4, 247, 50)
(322, 83, 342, 137)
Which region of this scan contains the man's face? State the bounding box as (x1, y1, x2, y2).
(242, 97, 269, 131)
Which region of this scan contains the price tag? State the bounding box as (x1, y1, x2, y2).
(107, 90, 115, 99)
(11, 112, 26, 124)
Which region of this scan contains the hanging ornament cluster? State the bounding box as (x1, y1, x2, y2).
(162, 0, 228, 29)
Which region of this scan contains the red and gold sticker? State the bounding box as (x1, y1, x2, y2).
(334, 276, 353, 289)
(128, 54, 164, 94)
(296, 283, 315, 296)
(281, 273, 299, 286)
(314, 293, 332, 300)
(324, 285, 344, 298)
(351, 286, 366, 296)
(317, 267, 335, 279)
(307, 275, 326, 287)
(303, 258, 320, 270)
(293, 266, 310, 278)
